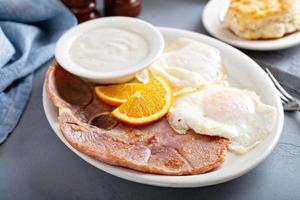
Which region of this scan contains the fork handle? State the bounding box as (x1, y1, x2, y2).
(284, 107, 300, 112)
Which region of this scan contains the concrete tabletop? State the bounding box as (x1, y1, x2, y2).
(1, 0, 300, 199)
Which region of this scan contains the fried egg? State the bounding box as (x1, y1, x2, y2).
(150, 38, 226, 95)
(167, 85, 276, 154)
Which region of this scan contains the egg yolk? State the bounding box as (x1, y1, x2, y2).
(204, 90, 255, 122)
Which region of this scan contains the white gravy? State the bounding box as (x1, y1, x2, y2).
(69, 27, 149, 72)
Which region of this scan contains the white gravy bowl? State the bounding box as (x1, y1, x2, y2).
(55, 17, 164, 84)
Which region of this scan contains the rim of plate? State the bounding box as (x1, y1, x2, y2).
(43, 27, 284, 188)
(202, 0, 300, 51)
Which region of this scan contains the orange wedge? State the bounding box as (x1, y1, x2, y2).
(112, 76, 173, 125)
(95, 83, 144, 106)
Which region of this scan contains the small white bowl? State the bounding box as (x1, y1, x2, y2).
(55, 17, 164, 84)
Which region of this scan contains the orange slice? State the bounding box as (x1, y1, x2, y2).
(112, 76, 173, 125)
(95, 83, 144, 106)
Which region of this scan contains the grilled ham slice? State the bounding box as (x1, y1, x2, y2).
(45, 63, 229, 175)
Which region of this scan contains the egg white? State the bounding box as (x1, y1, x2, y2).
(150, 38, 226, 95)
(167, 85, 277, 154)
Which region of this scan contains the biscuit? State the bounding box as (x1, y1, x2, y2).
(223, 0, 300, 39)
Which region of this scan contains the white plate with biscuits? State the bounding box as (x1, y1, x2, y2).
(203, 0, 300, 50)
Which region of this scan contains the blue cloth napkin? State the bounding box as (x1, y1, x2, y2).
(0, 0, 77, 143)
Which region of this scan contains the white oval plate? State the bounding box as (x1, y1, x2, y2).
(202, 0, 300, 51)
(43, 27, 284, 188)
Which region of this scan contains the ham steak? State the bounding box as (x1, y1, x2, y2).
(45, 63, 229, 175)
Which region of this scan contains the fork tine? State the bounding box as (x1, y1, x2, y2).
(265, 68, 294, 101)
(278, 91, 289, 104)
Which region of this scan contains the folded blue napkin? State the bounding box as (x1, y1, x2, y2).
(0, 0, 77, 143)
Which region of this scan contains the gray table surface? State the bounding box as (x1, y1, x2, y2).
(1, 0, 300, 199)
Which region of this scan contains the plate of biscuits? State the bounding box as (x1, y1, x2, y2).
(203, 0, 300, 50)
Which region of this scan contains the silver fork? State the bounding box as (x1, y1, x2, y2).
(265, 68, 300, 112)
